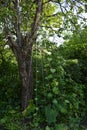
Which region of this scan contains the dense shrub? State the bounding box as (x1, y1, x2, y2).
(0, 39, 87, 130)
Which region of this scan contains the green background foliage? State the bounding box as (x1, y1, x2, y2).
(0, 28, 87, 129)
(0, 0, 87, 130)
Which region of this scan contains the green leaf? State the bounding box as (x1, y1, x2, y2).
(65, 100, 70, 104)
(52, 87, 59, 95)
(0, 118, 6, 124)
(45, 74, 53, 79)
(47, 58, 52, 62)
(45, 105, 58, 124)
(46, 126, 51, 130)
(55, 124, 68, 130)
(50, 69, 56, 73)
(47, 93, 53, 98)
(58, 105, 67, 114)
(52, 99, 58, 105)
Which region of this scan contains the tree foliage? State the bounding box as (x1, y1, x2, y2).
(0, 0, 87, 129)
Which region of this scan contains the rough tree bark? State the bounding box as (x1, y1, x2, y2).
(5, 0, 43, 110)
(17, 45, 33, 110)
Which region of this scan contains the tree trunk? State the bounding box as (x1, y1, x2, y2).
(5, 0, 43, 111)
(17, 47, 33, 111)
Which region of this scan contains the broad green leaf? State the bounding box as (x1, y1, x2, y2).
(50, 68, 56, 73)
(45, 105, 58, 124)
(52, 99, 58, 105)
(47, 93, 53, 98)
(58, 105, 67, 114)
(47, 58, 52, 62)
(52, 87, 59, 95)
(46, 126, 51, 130)
(0, 118, 6, 124)
(55, 124, 68, 130)
(45, 74, 53, 79)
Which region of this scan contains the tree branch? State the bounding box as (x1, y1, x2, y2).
(23, 0, 43, 54)
(5, 29, 20, 59)
(13, 0, 22, 47)
(29, 0, 43, 41)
